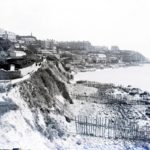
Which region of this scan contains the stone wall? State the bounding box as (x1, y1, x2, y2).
(0, 69, 21, 80)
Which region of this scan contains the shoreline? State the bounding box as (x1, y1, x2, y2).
(73, 63, 150, 92)
(76, 62, 149, 73)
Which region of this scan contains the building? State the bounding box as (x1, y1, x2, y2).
(87, 53, 106, 63)
(9, 50, 26, 58)
(98, 54, 106, 60)
(14, 43, 27, 50)
(10, 64, 15, 71)
(108, 56, 119, 63)
(42, 39, 57, 50)
(111, 46, 120, 51)
(0, 30, 16, 42)
(16, 34, 37, 45)
(58, 41, 93, 51)
(95, 46, 109, 51)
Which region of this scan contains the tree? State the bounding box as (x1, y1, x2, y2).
(0, 38, 12, 51)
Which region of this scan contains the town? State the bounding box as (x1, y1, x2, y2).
(0, 28, 148, 80)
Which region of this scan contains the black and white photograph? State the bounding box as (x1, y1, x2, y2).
(0, 0, 150, 149)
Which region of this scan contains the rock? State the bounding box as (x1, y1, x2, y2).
(76, 139, 81, 145)
(65, 116, 71, 123)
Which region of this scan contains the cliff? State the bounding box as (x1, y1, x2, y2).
(120, 50, 148, 63)
(0, 55, 149, 150)
(0, 58, 74, 149)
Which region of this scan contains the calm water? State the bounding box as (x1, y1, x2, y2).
(74, 64, 150, 92)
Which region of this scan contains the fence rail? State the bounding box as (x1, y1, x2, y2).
(71, 94, 150, 105)
(75, 116, 150, 141)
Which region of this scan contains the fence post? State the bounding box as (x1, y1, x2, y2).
(78, 116, 80, 134)
(95, 117, 97, 136)
(114, 121, 116, 139)
(86, 116, 88, 135)
(79, 116, 81, 134)
(100, 117, 101, 137)
(89, 116, 91, 135)
(83, 116, 85, 135)
(108, 119, 110, 139)
(91, 117, 93, 136)
(102, 118, 104, 138)
(75, 116, 77, 134)
(104, 118, 106, 138)
(145, 125, 148, 140)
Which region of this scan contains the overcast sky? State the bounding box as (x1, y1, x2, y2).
(0, 0, 150, 58)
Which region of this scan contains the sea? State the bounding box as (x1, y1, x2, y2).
(74, 64, 150, 92)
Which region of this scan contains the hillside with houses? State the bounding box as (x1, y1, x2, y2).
(0, 28, 148, 75)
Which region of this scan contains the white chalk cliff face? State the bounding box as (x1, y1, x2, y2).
(0, 84, 149, 150)
(0, 60, 72, 150)
(0, 87, 54, 150)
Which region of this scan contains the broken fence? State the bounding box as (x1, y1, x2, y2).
(75, 115, 150, 141)
(71, 94, 150, 105)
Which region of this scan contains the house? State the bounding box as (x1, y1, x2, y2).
(108, 56, 119, 63)
(95, 46, 109, 51)
(14, 43, 27, 50)
(14, 43, 20, 49)
(97, 54, 107, 63)
(42, 39, 57, 50)
(10, 64, 15, 71)
(111, 46, 120, 51)
(0, 30, 16, 42)
(16, 35, 37, 45)
(87, 53, 106, 63)
(9, 50, 26, 58)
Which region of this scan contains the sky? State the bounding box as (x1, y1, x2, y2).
(0, 0, 150, 58)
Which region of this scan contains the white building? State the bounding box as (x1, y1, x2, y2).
(98, 54, 106, 60)
(10, 64, 15, 71)
(9, 51, 26, 58)
(0, 30, 16, 42)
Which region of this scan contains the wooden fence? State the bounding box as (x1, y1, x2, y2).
(76, 81, 114, 89)
(71, 94, 150, 105)
(75, 116, 150, 141)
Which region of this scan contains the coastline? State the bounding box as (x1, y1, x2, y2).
(76, 62, 149, 73)
(73, 63, 150, 92)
